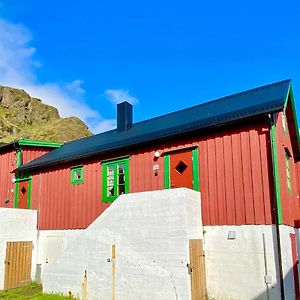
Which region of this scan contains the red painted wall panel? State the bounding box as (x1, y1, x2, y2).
(31, 158, 111, 230)
(30, 119, 275, 230)
(231, 131, 246, 225)
(22, 147, 52, 165)
(0, 149, 16, 208)
(275, 111, 300, 227)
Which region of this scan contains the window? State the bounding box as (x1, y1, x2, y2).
(282, 113, 287, 134)
(102, 158, 129, 202)
(71, 166, 84, 184)
(285, 150, 292, 193)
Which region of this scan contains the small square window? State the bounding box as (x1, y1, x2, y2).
(71, 166, 84, 184)
(175, 160, 188, 174)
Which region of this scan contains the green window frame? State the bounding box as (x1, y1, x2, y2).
(71, 166, 84, 184)
(285, 150, 292, 194)
(102, 158, 129, 202)
(282, 112, 287, 135)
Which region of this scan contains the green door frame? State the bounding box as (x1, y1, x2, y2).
(164, 147, 200, 191)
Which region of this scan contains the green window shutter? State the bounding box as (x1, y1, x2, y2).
(71, 166, 84, 184)
(102, 158, 129, 202)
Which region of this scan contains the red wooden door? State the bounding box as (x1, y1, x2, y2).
(170, 150, 193, 189)
(290, 233, 300, 300)
(18, 180, 29, 209)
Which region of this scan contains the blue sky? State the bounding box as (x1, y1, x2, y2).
(0, 1, 300, 133)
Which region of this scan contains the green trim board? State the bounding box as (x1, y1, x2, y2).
(71, 166, 84, 184)
(192, 148, 200, 191)
(270, 115, 283, 224)
(27, 179, 32, 209)
(19, 139, 63, 148)
(284, 85, 300, 155)
(18, 139, 63, 148)
(102, 157, 129, 202)
(164, 155, 171, 189)
(14, 182, 19, 208)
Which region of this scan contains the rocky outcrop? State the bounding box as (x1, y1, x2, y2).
(0, 85, 92, 143)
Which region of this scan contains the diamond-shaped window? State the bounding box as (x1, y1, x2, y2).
(175, 161, 188, 174)
(21, 186, 27, 194)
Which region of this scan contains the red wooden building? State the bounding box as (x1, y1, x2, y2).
(14, 79, 300, 299)
(0, 139, 62, 209)
(15, 79, 300, 230)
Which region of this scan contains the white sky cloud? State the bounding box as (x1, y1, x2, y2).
(0, 18, 114, 134)
(105, 89, 139, 105)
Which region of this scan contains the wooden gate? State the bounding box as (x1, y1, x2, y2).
(189, 239, 207, 300)
(4, 241, 33, 289)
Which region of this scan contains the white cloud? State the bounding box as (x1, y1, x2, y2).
(66, 79, 86, 95)
(105, 89, 139, 105)
(91, 119, 116, 133)
(0, 18, 114, 134)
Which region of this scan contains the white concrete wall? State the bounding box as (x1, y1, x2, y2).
(203, 224, 300, 300)
(0, 208, 37, 290)
(43, 188, 202, 300)
(279, 225, 300, 300)
(36, 229, 83, 281)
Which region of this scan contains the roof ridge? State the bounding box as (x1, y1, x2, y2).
(132, 79, 291, 127)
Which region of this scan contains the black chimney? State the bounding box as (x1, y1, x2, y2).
(117, 101, 133, 131)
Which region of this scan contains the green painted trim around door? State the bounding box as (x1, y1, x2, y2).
(192, 148, 200, 191)
(164, 154, 170, 189)
(14, 182, 19, 208)
(27, 179, 32, 209)
(270, 115, 283, 224)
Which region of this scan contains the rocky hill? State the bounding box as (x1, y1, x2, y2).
(0, 85, 92, 143)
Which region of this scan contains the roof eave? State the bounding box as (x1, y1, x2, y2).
(15, 109, 280, 174)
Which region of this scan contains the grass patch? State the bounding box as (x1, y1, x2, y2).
(0, 282, 74, 299)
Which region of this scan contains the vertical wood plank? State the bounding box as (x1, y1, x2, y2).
(3, 241, 33, 290)
(223, 135, 235, 224)
(250, 129, 265, 223)
(199, 141, 210, 225)
(241, 130, 255, 224)
(215, 136, 226, 225)
(189, 239, 207, 300)
(207, 138, 218, 224)
(232, 132, 246, 225)
(259, 130, 273, 224)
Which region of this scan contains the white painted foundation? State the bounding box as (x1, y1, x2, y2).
(43, 188, 202, 300)
(36, 229, 83, 282)
(203, 224, 300, 300)
(0, 208, 37, 290)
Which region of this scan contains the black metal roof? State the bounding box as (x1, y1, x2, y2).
(16, 79, 292, 172)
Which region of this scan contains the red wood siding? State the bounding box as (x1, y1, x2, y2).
(198, 124, 273, 225)
(0, 149, 16, 208)
(275, 112, 300, 227)
(31, 158, 111, 230)
(22, 147, 52, 165)
(30, 119, 275, 230)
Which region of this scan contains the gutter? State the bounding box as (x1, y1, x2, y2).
(269, 113, 285, 300)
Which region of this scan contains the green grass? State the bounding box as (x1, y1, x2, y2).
(0, 282, 74, 299)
